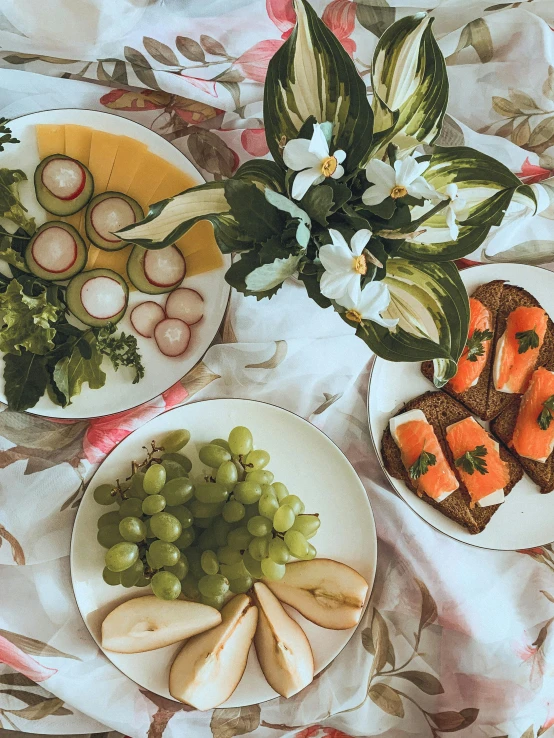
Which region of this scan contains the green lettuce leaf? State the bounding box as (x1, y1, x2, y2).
(0, 279, 61, 356)
(52, 334, 106, 406)
(0, 169, 35, 234)
(4, 350, 49, 411)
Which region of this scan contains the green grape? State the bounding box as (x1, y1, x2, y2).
(98, 511, 121, 529)
(162, 478, 195, 506)
(233, 481, 262, 505)
(228, 426, 253, 456)
(200, 593, 225, 610)
(128, 472, 147, 500)
(227, 526, 253, 551)
(220, 560, 248, 580)
(150, 512, 182, 542)
(272, 482, 289, 502)
(186, 548, 205, 580)
(246, 470, 274, 485)
(175, 527, 195, 549)
(143, 464, 166, 495)
(198, 573, 229, 598)
(245, 449, 270, 470)
(161, 459, 186, 482)
(145, 549, 156, 570)
(199, 444, 232, 468)
(284, 530, 309, 558)
(189, 499, 224, 518)
(135, 576, 150, 587)
(261, 557, 286, 581)
(149, 539, 181, 567)
(121, 559, 144, 588)
(142, 494, 166, 516)
(162, 429, 191, 453)
(97, 524, 124, 549)
(229, 575, 253, 594)
(216, 460, 238, 488)
(102, 567, 121, 586)
(119, 516, 146, 543)
(292, 514, 320, 538)
(281, 494, 305, 515)
(268, 537, 291, 564)
(194, 482, 229, 504)
(166, 505, 193, 529)
(151, 570, 181, 600)
(258, 492, 279, 520)
(118, 497, 144, 518)
(242, 550, 263, 578)
(247, 516, 272, 537)
(165, 554, 188, 580)
(93, 483, 116, 506)
(194, 516, 216, 529)
(243, 502, 261, 522)
(213, 517, 231, 547)
(248, 535, 270, 561)
(161, 452, 192, 474)
(211, 438, 231, 452)
(200, 550, 219, 575)
(105, 542, 139, 572)
(145, 519, 155, 539)
(217, 546, 243, 565)
(198, 528, 218, 552)
(301, 543, 317, 560)
(273, 504, 296, 532)
(222, 499, 245, 523)
(181, 573, 200, 601)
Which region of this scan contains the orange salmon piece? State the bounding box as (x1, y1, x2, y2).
(449, 298, 492, 394)
(512, 366, 554, 463)
(494, 306, 547, 394)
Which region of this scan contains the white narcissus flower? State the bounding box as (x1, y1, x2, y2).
(283, 123, 346, 201)
(319, 228, 374, 305)
(443, 183, 467, 240)
(362, 154, 438, 206)
(340, 280, 398, 330)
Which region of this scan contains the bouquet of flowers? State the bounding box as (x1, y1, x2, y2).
(119, 0, 537, 387)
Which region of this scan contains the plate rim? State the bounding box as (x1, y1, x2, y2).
(367, 262, 554, 552)
(70, 396, 378, 707)
(1, 107, 230, 420)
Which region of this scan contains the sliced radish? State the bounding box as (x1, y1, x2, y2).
(144, 246, 186, 288)
(91, 197, 138, 242)
(31, 226, 77, 274)
(42, 157, 85, 200)
(81, 276, 127, 320)
(130, 301, 166, 338)
(165, 288, 204, 326)
(154, 318, 191, 357)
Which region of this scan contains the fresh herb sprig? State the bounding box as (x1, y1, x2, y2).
(516, 327, 539, 354)
(0, 119, 19, 153)
(466, 328, 493, 362)
(455, 445, 488, 475)
(95, 324, 145, 384)
(538, 395, 554, 430)
(409, 449, 437, 480)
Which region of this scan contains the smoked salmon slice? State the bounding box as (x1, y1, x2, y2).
(493, 306, 547, 394)
(446, 416, 510, 507)
(390, 409, 459, 501)
(448, 298, 493, 394)
(512, 366, 554, 463)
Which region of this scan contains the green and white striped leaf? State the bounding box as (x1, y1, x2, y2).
(370, 14, 448, 156)
(245, 253, 303, 292)
(357, 259, 469, 386)
(399, 146, 537, 261)
(235, 159, 286, 192)
(264, 0, 373, 171)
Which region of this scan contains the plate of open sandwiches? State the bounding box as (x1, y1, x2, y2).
(369, 263, 554, 550)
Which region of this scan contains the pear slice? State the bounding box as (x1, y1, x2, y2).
(253, 582, 314, 697)
(101, 595, 222, 653)
(169, 594, 258, 709)
(263, 559, 369, 630)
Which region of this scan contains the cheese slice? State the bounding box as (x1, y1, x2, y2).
(477, 489, 505, 507)
(150, 168, 197, 203)
(36, 124, 65, 160)
(63, 125, 93, 232)
(86, 131, 122, 269)
(182, 230, 224, 276)
(107, 137, 149, 194)
(93, 246, 132, 284)
(126, 152, 176, 211)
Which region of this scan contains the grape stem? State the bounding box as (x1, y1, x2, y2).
(128, 440, 163, 479)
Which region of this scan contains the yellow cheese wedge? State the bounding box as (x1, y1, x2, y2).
(36, 124, 65, 160)
(93, 246, 132, 283)
(150, 168, 197, 203)
(107, 137, 149, 194)
(63, 125, 93, 232)
(86, 131, 122, 268)
(184, 231, 224, 276)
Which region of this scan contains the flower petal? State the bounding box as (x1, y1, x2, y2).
(407, 176, 439, 201)
(365, 158, 396, 189)
(309, 123, 330, 160)
(283, 138, 321, 171)
(320, 238, 354, 273)
(395, 155, 430, 186)
(291, 168, 323, 200)
(445, 206, 459, 240)
(350, 228, 372, 255)
(359, 282, 398, 328)
(444, 182, 458, 200)
(362, 183, 391, 206)
(320, 270, 355, 300)
(334, 149, 346, 164)
(331, 163, 345, 180)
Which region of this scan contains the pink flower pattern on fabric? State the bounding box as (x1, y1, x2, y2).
(0, 634, 56, 682)
(322, 0, 356, 56)
(235, 40, 285, 83)
(241, 128, 270, 157)
(266, 0, 296, 39)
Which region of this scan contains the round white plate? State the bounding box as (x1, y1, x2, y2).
(0, 109, 230, 419)
(369, 263, 554, 551)
(70, 399, 377, 707)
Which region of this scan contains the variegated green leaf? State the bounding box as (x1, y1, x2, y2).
(235, 160, 286, 192)
(356, 259, 469, 386)
(264, 0, 373, 171)
(370, 14, 448, 156)
(245, 253, 303, 292)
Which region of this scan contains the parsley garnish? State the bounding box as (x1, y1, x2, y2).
(95, 324, 145, 384)
(409, 450, 437, 480)
(455, 445, 488, 475)
(516, 327, 540, 354)
(466, 328, 493, 362)
(0, 118, 19, 153)
(538, 395, 554, 430)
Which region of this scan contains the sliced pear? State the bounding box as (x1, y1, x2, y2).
(169, 593, 258, 709)
(253, 582, 314, 697)
(101, 595, 222, 653)
(263, 558, 368, 630)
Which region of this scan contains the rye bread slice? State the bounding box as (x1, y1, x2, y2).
(491, 397, 554, 494)
(381, 391, 524, 534)
(421, 280, 504, 420)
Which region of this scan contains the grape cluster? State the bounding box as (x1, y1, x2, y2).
(93, 426, 319, 607)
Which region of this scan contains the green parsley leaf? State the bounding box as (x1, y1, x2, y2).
(538, 395, 554, 430)
(466, 328, 493, 362)
(0, 118, 19, 153)
(95, 324, 145, 384)
(409, 450, 437, 480)
(455, 444, 488, 475)
(0, 279, 61, 356)
(516, 327, 540, 354)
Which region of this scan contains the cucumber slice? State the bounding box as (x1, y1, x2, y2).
(67, 268, 128, 327)
(127, 244, 186, 295)
(34, 154, 94, 216)
(85, 192, 144, 251)
(25, 222, 87, 282)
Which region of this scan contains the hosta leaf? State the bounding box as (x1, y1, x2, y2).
(235, 160, 286, 192)
(245, 253, 303, 292)
(370, 14, 448, 156)
(264, 0, 373, 171)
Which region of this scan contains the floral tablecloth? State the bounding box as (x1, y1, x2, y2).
(2, 1, 554, 737)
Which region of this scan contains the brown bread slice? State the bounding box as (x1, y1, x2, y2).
(381, 391, 524, 534)
(491, 397, 554, 494)
(421, 280, 504, 421)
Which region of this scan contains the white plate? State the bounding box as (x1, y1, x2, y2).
(70, 399, 377, 707)
(0, 109, 230, 419)
(369, 263, 554, 551)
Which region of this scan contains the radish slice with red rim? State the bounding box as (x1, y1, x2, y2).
(81, 276, 127, 320)
(144, 246, 186, 288)
(31, 226, 77, 273)
(130, 301, 166, 338)
(91, 197, 138, 242)
(41, 157, 85, 200)
(154, 318, 191, 357)
(165, 288, 204, 325)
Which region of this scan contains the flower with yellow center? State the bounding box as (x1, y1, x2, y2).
(342, 280, 398, 330)
(319, 228, 375, 306)
(362, 154, 438, 207)
(283, 122, 346, 201)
